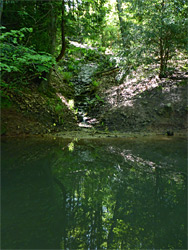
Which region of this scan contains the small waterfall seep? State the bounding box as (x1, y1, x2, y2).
(72, 63, 99, 128)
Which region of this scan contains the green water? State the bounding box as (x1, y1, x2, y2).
(1, 136, 187, 249)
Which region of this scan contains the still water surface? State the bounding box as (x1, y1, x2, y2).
(1, 136, 187, 249)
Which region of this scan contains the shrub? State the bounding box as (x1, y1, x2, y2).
(0, 26, 55, 91)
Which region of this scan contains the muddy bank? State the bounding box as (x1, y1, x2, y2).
(51, 130, 187, 140)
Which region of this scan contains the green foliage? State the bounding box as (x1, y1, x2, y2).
(55, 104, 63, 113)
(115, 0, 188, 76)
(92, 80, 100, 87)
(67, 44, 101, 62)
(182, 62, 188, 71)
(55, 104, 64, 124)
(95, 94, 104, 103)
(0, 27, 55, 91)
(64, 0, 108, 46)
(95, 55, 117, 73)
(0, 26, 33, 41)
(0, 97, 13, 109)
(0, 79, 19, 106)
(2, 0, 57, 53)
(61, 72, 73, 82)
(2, 0, 187, 85)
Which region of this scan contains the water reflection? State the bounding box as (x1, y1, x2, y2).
(1, 137, 187, 249)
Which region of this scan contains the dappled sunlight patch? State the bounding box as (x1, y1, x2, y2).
(78, 122, 93, 128)
(103, 71, 187, 111)
(56, 93, 69, 106)
(119, 151, 185, 182)
(68, 141, 75, 152)
(121, 152, 156, 171)
(107, 146, 179, 175)
(78, 113, 99, 128)
(68, 99, 74, 109)
(56, 93, 75, 111)
(107, 146, 158, 172)
(69, 41, 97, 51)
(104, 75, 160, 108)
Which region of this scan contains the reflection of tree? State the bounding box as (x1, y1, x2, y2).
(51, 140, 187, 249)
(107, 195, 120, 249)
(153, 166, 187, 249)
(53, 176, 68, 248)
(154, 167, 163, 249)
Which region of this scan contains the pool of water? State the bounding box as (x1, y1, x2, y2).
(1, 136, 187, 249)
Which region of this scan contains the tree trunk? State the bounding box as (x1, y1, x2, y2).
(49, 1, 56, 55)
(0, 0, 3, 23)
(159, 0, 166, 78)
(107, 198, 120, 249)
(56, 0, 66, 62)
(40, 0, 57, 91)
(159, 37, 165, 78)
(116, 0, 126, 47)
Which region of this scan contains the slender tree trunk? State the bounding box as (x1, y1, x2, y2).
(46, 0, 56, 84)
(49, 2, 56, 55)
(96, 201, 103, 249)
(56, 0, 66, 62)
(154, 167, 162, 248)
(159, 0, 166, 78)
(54, 177, 68, 248)
(107, 199, 120, 248)
(116, 0, 126, 47)
(159, 37, 165, 78)
(0, 0, 3, 24)
(40, 0, 57, 91)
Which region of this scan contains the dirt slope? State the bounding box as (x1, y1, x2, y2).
(1, 83, 77, 136)
(1, 68, 187, 136)
(88, 71, 188, 134)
